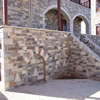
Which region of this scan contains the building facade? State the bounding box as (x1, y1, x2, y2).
(0, 0, 91, 34)
(91, 0, 100, 35)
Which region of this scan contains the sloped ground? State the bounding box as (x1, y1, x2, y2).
(0, 79, 100, 100)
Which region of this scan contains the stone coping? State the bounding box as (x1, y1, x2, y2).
(0, 25, 71, 34)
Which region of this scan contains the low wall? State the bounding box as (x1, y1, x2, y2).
(1, 26, 72, 90)
(86, 35, 100, 47)
(0, 26, 100, 90)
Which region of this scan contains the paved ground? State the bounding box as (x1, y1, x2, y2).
(0, 79, 100, 100)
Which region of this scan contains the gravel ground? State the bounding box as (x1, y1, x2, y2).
(0, 79, 100, 100)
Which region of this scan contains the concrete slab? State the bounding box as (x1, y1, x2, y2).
(0, 79, 100, 100)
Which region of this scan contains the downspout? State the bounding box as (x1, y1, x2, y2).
(3, 0, 8, 25)
(29, 0, 32, 27)
(89, 0, 91, 8)
(57, 0, 62, 31)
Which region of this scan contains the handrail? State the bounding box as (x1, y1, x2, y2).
(70, 0, 90, 8)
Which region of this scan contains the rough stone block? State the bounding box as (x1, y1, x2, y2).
(4, 39, 13, 45)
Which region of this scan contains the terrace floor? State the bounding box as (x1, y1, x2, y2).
(0, 79, 100, 100)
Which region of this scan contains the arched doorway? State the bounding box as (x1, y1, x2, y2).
(45, 9, 70, 31)
(81, 21, 86, 34)
(96, 25, 100, 35)
(73, 15, 89, 35)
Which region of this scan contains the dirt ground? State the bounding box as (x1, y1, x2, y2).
(0, 79, 100, 100)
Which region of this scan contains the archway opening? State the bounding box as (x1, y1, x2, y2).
(96, 25, 100, 35)
(26, 54, 46, 84)
(81, 21, 86, 34)
(73, 16, 89, 35)
(45, 9, 70, 31)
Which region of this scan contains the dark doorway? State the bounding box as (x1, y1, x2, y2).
(45, 9, 70, 31)
(96, 26, 99, 35)
(62, 19, 67, 31)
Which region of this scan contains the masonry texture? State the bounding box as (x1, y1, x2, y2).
(87, 35, 100, 47)
(0, 26, 100, 90)
(0, 0, 91, 33)
(0, 0, 99, 92)
(45, 10, 58, 30)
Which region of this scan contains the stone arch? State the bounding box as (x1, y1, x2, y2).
(72, 14, 90, 35)
(33, 47, 49, 82)
(43, 5, 71, 31)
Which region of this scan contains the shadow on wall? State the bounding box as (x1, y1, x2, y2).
(8, 80, 100, 100)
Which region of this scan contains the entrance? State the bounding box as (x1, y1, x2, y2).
(62, 19, 67, 31)
(96, 26, 99, 35)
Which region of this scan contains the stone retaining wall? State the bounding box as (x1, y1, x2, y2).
(1, 26, 71, 90)
(68, 35, 100, 80)
(0, 26, 100, 90)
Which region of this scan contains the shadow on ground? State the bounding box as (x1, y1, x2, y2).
(0, 92, 8, 100)
(8, 79, 100, 100)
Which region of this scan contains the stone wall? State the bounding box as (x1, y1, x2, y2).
(0, 26, 100, 90)
(45, 9, 69, 31)
(74, 33, 100, 57)
(0, 0, 91, 33)
(2, 26, 71, 90)
(8, 0, 30, 27)
(73, 17, 82, 34)
(68, 36, 100, 80)
(45, 10, 58, 30)
(86, 35, 100, 47)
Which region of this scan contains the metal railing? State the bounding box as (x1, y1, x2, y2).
(70, 0, 90, 8)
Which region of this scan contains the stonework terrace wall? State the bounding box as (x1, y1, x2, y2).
(0, 26, 100, 90)
(1, 26, 71, 90)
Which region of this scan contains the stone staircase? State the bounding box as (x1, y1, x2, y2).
(74, 33, 100, 57)
(73, 33, 100, 80)
(87, 35, 100, 47)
